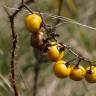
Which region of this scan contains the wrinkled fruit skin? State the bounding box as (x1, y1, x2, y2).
(31, 31, 44, 48)
(70, 65, 86, 81)
(47, 43, 64, 62)
(85, 66, 96, 83)
(53, 60, 71, 78)
(25, 14, 42, 32)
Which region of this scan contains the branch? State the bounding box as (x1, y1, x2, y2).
(56, 0, 63, 24)
(60, 43, 93, 67)
(53, 0, 63, 30)
(4, 6, 20, 96)
(32, 62, 40, 96)
(4, 0, 35, 96)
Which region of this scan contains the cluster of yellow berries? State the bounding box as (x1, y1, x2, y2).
(25, 13, 96, 83)
(53, 60, 96, 83)
(46, 43, 96, 83)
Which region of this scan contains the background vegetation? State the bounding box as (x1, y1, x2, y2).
(0, 0, 96, 96)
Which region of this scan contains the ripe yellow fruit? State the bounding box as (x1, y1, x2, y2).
(25, 14, 42, 32)
(53, 60, 71, 78)
(70, 65, 86, 81)
(85, 66, 96, 83)
(47, 43, 64, 62)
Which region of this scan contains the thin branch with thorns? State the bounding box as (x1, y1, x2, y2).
(3, 0, 35, 96)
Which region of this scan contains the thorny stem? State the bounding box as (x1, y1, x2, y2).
(4, 0, 35, 96)
(5, 3, 23, 95)
(4, 4, 23, 96)
(9, 16, 18, 96)
(8, 1, 25, 95)
(12, 5, 23, 18)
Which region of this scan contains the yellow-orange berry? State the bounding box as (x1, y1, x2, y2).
(25, 14, 42, 32)
(53, 60, 71, 78)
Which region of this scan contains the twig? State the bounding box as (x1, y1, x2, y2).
(56, 0, 63, 24)
(68, 48, 91, 63)
(32, 62, 40, 96)
(4, 0, 35, 96)
(4, 4, 22, 95)
(23, 3, 34, 14)
(61, 43, 91, 62)
(52, 0, 63, 32)
(32, 49, 42, 96)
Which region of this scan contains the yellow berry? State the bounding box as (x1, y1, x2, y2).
(47, 42, 64, 62)
(25, 14, 42, 32)
(70, 65, 86, 81)
(85, 66, 96, 83)
(53, 60, 71, 78)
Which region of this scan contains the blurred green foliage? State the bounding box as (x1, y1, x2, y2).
(0, 0, 96, 96)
